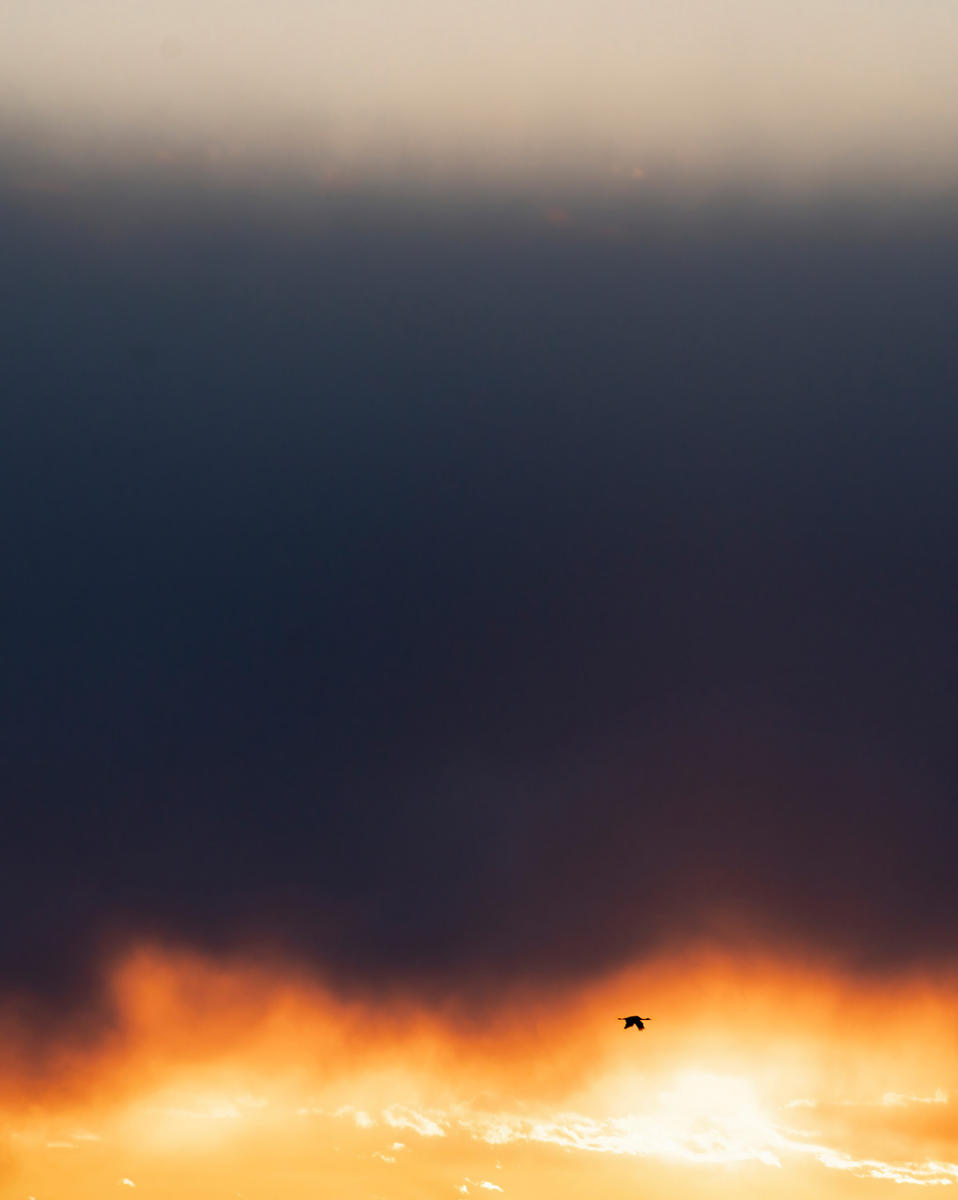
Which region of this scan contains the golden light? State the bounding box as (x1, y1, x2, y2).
(2, 946, 957, 1199)
(655, 1070, 781, 1165)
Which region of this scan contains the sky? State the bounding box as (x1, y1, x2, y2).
(3, 1, 958, 1198)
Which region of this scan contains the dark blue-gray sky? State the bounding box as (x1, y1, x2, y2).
(3, 149, 958, 1025)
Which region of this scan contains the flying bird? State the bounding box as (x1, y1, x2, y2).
(619, 1015, 652, 1030)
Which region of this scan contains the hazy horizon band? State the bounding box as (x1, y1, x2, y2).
(4, 0, 958, 188)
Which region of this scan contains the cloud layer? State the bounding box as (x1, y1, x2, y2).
(3, 0, 958, 184)
(3, 949, 957, 1198)
(3, 177, 958, 1023)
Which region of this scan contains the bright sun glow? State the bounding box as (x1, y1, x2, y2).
(656, 1071, 782, 1166)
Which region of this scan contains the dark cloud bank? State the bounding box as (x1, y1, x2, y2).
(3, 164, 958, 1021)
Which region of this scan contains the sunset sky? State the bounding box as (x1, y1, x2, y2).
(3, 1, 958, 1198)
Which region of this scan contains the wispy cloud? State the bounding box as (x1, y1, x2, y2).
(461, 1178, 504, 1193)
(382, 1105, 447, 1138)
(321, 1074, 958, 1187)
(788, 1092, 949, 1111)
(883, 1093, 949, 1109)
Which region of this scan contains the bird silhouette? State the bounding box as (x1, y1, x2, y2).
(619, 1015, 652, 1030)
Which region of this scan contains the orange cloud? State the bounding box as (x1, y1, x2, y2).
(2, 944, 957, 1199)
